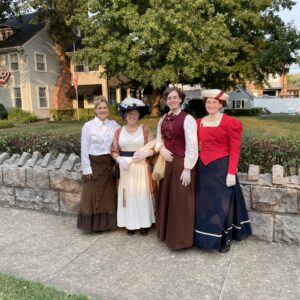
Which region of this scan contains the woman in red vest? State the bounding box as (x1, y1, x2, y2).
(155, 87, 198, 250)
(194, 89, 252, 253)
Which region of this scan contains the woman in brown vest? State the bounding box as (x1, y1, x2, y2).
(77, 96, 120, 232)
(155, 87, 198, 250)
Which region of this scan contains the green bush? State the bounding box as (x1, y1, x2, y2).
(224, 108, 263, 116)
(239, 136, 300, 176)
(0, 120, 14, 129)
(8, 108, 38, 123)
(0, 133, 80, 156)
(0, 104, 8, 120)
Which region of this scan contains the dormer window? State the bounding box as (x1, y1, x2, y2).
(9, 53, 19, 71)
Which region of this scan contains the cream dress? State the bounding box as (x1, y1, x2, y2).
(117, 125, 155, 230)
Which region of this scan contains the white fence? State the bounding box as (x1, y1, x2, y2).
(253, 97, 300, 113)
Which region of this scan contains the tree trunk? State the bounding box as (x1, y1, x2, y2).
(150, 88, 162, 117)
(51, 45, 73, 109)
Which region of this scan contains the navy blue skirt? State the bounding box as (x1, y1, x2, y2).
(194, 156, 252, 250)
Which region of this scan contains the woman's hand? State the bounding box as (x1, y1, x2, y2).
(180, 169, 191, 186)
(83, 174, 93, 181)
(226, 174, 236, 187)
(160, 147, 173, 162)
(116, 156, 129, 170)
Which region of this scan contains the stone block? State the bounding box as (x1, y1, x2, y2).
(26, 151, 43, 168)
(0, 165, 2, 185)
(41, 153, 55, 168)
(3, 154, 20, 165)
(17, 152, 31, 167)
(26, 168, 50, 190)
(272, 165, 284, 185)
(0, 186, 15, 206)
(59, 191, 81, 214)
(0, 152, 10, 164)
(15, 187, 59, 212)
(252, 186, 297, 213)
(61, 153, 80, 171)
(49, 170, 82, 193)
(241, 185, 251, 210)
(248, 211, 274, 242)
(3, 166, 26, 187)
(248, 165, 260, 181)
(73, 163, 82, 173)
(53, 153, 68, 169)
(257, 173, 272, 186)
(274, 215, 300, 245)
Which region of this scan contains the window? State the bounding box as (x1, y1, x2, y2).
(87, 95, 94, 104)
(10, 53, 18, 71)
(14, 88, 22, 108)
(75, 61, 84, 72)
(233, 100, 245, 109)
(0, 55, 6, 68)
(35, 53, 46, 71)
(38, 87, 48, 108)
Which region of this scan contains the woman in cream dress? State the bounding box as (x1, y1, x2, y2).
(111, 98, 155, 235)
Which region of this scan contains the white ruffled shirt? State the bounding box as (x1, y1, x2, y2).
(155, 110, 198, 169)
(81, 117, 120, 175)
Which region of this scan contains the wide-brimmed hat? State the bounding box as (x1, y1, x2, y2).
(202, 89, 229, 102)
(118, 97, 149, 119)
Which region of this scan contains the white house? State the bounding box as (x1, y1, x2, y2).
(0, 13, 61, 118)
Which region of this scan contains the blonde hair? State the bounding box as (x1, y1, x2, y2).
(94, 95, 108, 109)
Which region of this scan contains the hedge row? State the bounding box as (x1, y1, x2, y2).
(224, 108, 263, 116)
(0, 133, 299, 176)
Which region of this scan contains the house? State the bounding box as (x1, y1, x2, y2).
(67, 39, 132, 108)
(228, 87, 255, 109)
(0, 13, 64, 118)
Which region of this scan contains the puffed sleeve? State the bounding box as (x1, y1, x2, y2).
(111, 127, 122, 159)
(81, 122, 92, 175)
(183, 115, 198, 169)
(228, 117, 243, 174)
(155, 115, 165, 152)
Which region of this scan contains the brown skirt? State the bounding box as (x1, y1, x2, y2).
(77, 154, 117, 232)
(156, 155, 196, 250)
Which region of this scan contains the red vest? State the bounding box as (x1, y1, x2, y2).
(161, 111, 187, 157)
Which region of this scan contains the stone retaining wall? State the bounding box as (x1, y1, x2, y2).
(0, 151, 299, 246)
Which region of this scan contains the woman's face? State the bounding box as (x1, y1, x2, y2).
(166, 90, 181, 112)
(125, 109, 139, 125)
(205, 98, 223, 115)
(95, 102, 109, 121)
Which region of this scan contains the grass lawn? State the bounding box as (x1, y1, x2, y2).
(0, 273, 91, 300)
(1, 114, 299, 138)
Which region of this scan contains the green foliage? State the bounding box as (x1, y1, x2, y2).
(239, 136, 300, 176)
(224, 108, 263, 116)
(0, 104, 8, 120)
(50, 108, 95, 121)
(71, 0, 300, 90)
(287, 73, 300, 85)
(0, 120, 14, 129)
(0, 272, 89, 300)
(8, 108, 38, 123)
(0, 0, 25, 23)
(0, 133, 81, 156)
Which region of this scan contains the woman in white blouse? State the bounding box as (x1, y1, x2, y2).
(155, 87, 198, 250)
(77, 96, 120, 232)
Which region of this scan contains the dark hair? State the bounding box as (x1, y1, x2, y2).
(122, 108, 140, 121)
(163, 87, 186, 103)
(203, 97, 227, 108)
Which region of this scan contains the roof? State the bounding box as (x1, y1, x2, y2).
(229, 87, 255, 101)
(0, 13, 45, 49)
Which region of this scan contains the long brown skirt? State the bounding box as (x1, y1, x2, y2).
(156, 155, 196, 250)
(77, 154, 117, 232)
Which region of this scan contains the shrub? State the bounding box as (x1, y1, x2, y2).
(239, 136, 300, 176)
(0, 104, 8, 120)
(0, 120, 14, 129)
(224, 108, 263, 116)
(8, 108, 38, 123)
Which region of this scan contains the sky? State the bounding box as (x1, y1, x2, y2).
(278, 0, 300, 74)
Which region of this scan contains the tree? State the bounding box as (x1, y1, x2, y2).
(72, 0, 300, 115)
(0, 0, 26, 23)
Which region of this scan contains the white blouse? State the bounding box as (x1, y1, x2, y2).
(155, 110, 198, 169)
(81, 117, 120, 174)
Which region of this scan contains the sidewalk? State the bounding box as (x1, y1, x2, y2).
(0, 207, 299, 300)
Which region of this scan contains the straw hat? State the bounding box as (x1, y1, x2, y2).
(202, 89, 229, 102)
(118, 97, 149, 119)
